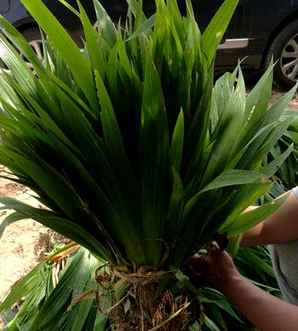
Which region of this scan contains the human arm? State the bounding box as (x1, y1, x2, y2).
(241, 190, 298, 247)
(223, 269, 298, 331)
(188, 246, 298, 331)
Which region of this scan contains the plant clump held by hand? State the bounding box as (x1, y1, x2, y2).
(0, 0, 296, 329)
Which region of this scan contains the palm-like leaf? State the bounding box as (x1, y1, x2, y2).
(0, 0, 295, 269)
(274, 116, 298, 189)
(0, 245, 108, 331)
(0, 243, 277, 331)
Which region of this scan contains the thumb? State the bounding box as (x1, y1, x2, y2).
(208, 241, 222, 259)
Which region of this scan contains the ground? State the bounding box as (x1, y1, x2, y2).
(0, 87, 297, 329)
(270, 87, 298, 107)
(0, 167, 67, 328)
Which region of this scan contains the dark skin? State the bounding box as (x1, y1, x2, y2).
(189, 191, 298, 331)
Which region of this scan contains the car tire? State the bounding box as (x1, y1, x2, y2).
(266, 20, 298, 86)
(21, 27, 43, 60)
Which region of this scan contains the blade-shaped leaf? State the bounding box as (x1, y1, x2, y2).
(202, 0, 239, 65)
(225, 192, 290, 235)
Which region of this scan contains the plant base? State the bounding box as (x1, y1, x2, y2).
(97, 267, 193, 331)
(111, 285, 189, 331)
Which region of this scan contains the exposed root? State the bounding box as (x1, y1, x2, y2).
(151, 291, 190, 331)
(96, 265, 194, 331)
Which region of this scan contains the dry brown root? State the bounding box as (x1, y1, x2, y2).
(98, 266, 193, 331)
(110, 285, 190, 330)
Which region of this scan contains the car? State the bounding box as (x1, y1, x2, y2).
(3, 0, 298, 85)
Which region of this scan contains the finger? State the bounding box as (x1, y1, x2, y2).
(214, 233, 229, 251)
(209, 241, 221, 256)
(190, 257, 209, 272)
(184, 256, 208, 277)
(211, 241, 220, 250)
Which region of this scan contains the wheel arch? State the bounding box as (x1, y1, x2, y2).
(262, 9, 298, 68)
(12, 16, 37, 32)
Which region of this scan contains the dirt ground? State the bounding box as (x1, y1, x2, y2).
(0, 168, 64, 328)
(271, 87, 298, 108)
(0, 88, 297, 329)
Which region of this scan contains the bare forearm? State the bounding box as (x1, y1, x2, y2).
(222, 275, 298, 331)
(241, 222, 265, 247)
(241, 192, 298, 247)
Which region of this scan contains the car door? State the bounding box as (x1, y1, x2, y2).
(189, 0, 253, 68)
(0, 0, 10, 14)
(191, 0, 250, 42)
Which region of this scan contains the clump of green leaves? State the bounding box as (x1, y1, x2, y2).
(0, 246, 108, 331)
(2, 244, 274, 331)
(274, 117, 298, 188)
(0, 0, 295, 270)
(259, 114, 298, 203)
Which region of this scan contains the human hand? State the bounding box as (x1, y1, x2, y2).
(186, 242, 241, 292)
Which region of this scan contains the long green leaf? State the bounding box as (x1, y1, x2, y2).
(225, 192, 290, 235)
(202, 0, 239, 65)
(21, 0, 97, 108)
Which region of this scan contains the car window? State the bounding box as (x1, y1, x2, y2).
(192, 0, 251, 39)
